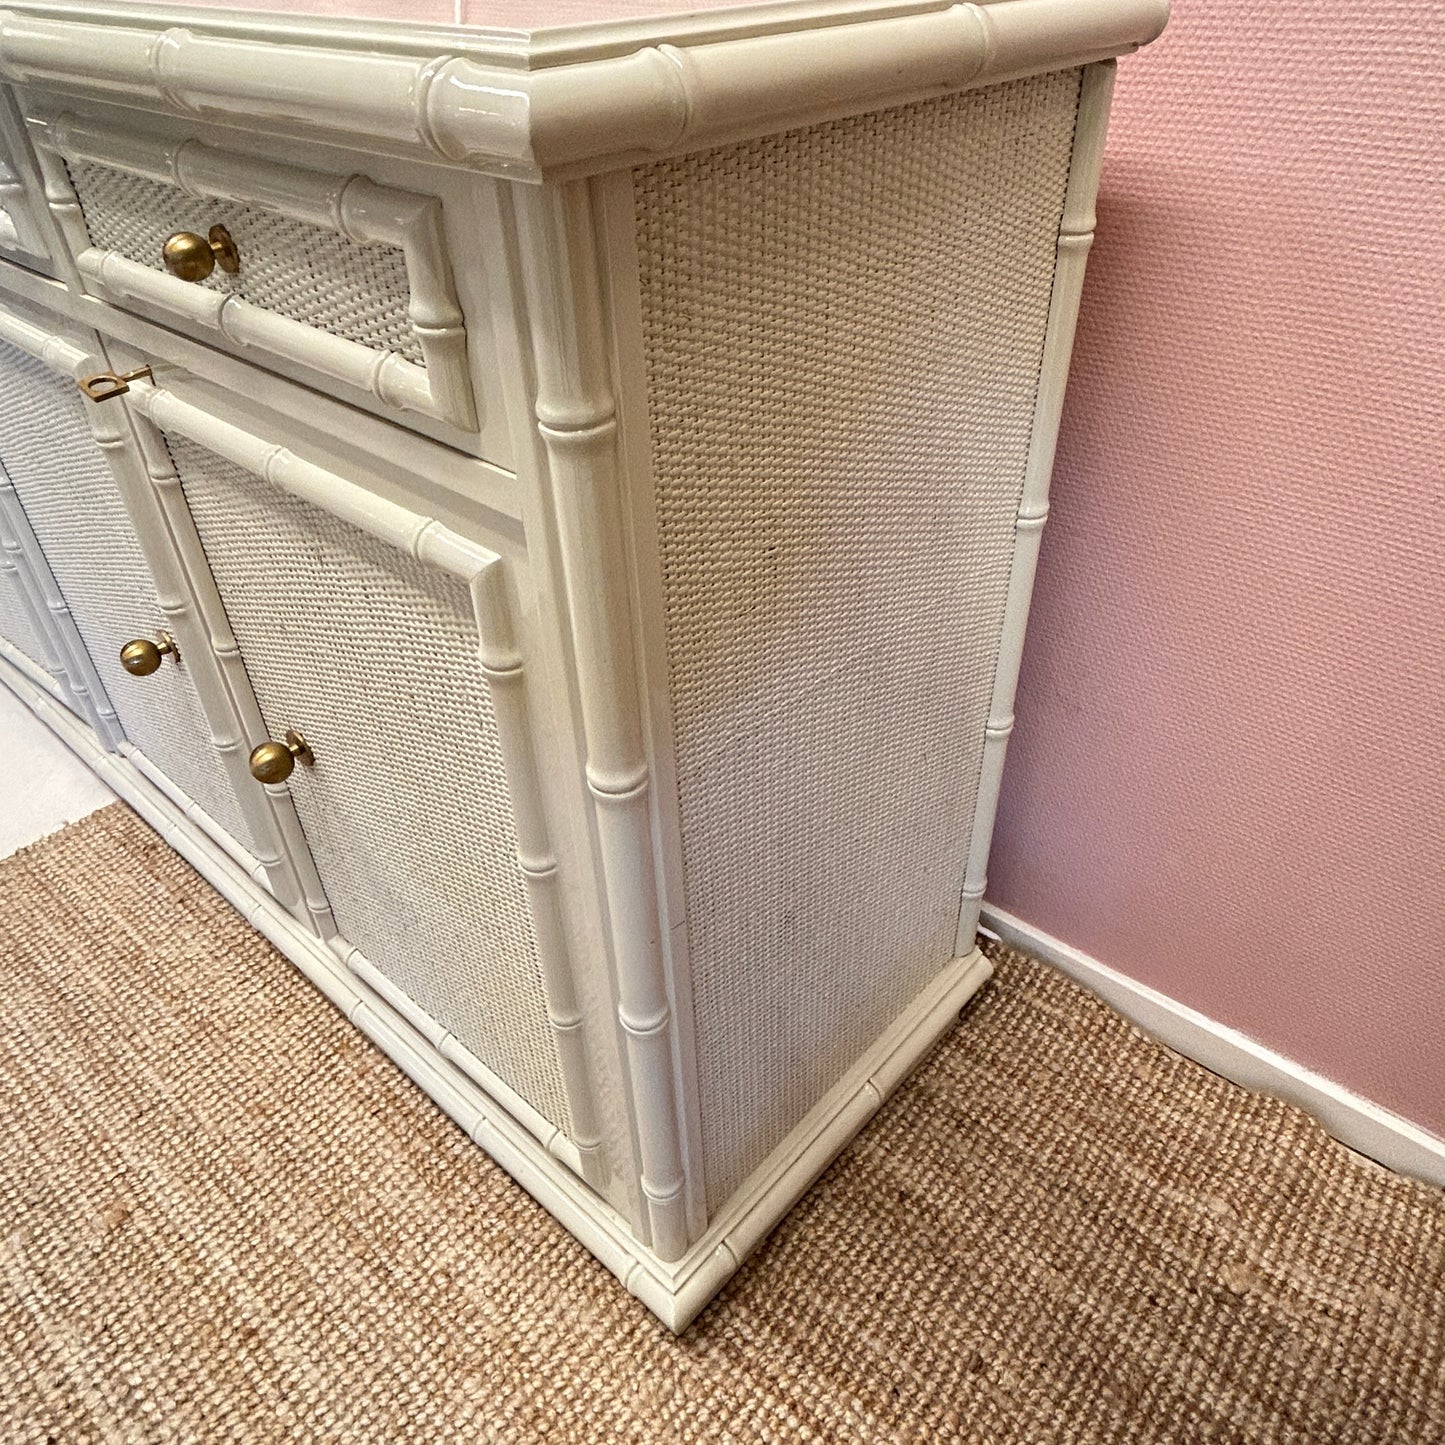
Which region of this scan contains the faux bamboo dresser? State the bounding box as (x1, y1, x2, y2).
(0, 0, 1165, 1329)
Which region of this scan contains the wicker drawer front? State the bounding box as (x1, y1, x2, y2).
(0, 338, 259, 851)
(35, 112, 476, 436)
(162, 432, 574, 1136)
(634, 71, 1082, 1212)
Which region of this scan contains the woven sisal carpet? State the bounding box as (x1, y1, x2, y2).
(1, 805, 1442, 1442)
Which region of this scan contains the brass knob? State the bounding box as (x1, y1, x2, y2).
(119, 631, 178, 676)
(249, 728, 314, 784)
(161, 224, 241, 283)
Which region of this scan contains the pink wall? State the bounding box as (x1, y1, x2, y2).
(989, 1, 1445, 1135)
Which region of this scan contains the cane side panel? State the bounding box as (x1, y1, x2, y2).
(633, 70, 1082, 1210)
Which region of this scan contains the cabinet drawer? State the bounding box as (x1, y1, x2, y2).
(33, 111, 479, 437)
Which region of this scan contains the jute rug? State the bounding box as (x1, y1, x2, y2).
(1, 805, 1442, 1443)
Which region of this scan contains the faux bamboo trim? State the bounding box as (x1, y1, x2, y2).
(0, 627, 58, 697)
(623, 948, 994, 1328)
(513, 178, 691, 1261)
(16, 503, 123, 748)
(0, 93, 48, 261)
(0, 0, 1168, 179)
(470, 560, 606, 1184)
(336, 940, 588, 1178)
(955, 61, 1114, 953)
(120, 739, 270, 886)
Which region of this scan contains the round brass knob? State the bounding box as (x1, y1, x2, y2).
(161, 224, 241, 283)
(119, 631, 177, 676)
(248, 728, 314, 784)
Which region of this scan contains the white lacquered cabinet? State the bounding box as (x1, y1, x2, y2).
(0, 0, 1166, 1329)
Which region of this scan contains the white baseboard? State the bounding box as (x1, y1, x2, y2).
(981, 904, 1445, 1191)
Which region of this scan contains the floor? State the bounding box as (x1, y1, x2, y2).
(2, 802, 1442, 1443)
(0, 681, 111, 857)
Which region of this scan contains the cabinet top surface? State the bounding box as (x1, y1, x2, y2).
(0, 0, 1166, 177)
(109, 0, 956, 31)
(3, 0, 1167, 64)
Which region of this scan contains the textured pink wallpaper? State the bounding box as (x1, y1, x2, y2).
(988, 2, 1445, 1135)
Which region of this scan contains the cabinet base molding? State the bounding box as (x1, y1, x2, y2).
(2, 653, 992, 1332)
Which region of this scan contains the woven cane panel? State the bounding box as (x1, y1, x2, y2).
(0, 557, 49, 675)
(65, 161, 423, 367)
(634, 71, 1081, 1210)
(166, 436, 572, 1132)
(0, 341, 257, 851)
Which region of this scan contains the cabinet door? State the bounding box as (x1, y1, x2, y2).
(0, 319, 264, 864)
(125, 383, 595, 1159)
(0, 461, 68, 698)
(0, 449, 125, 736)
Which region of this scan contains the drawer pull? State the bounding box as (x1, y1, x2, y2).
(119, 631, 178, 676)
(249, 728, 314, 784)
(162, 224, 241, 283)
(78, 366, 152, 403)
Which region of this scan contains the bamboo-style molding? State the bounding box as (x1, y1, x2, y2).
(337, 939, 588, 1179)
(124, 376, 605, 1173)
(127, 398, 403, 934)
(29, 134, 80, 259)
(628, 947, 994, 1327)
(469, 557, 606, 1186)
(31, 111, 477, 431)
(0, 159, 27, 256)
(0, 0, 1168, 179)
(121, 738, 269, 886)
(512, 180, 691, 1262)
(0, 626, 57, 696)
(955, 60, 1116, 953)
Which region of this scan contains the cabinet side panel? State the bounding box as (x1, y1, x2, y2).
(632, 71, 1081, 1210)
(164, 435, 575, 1136)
